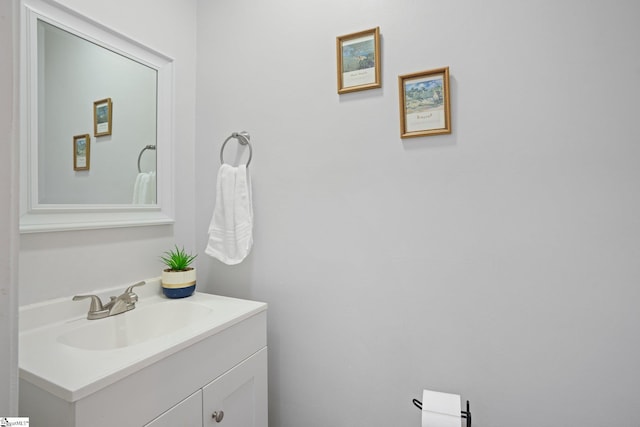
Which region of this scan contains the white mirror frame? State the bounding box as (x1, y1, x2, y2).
(19, 0, 174, 233)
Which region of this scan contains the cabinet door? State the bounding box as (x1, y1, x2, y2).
(145, 390, 203, 427)
(203, 347, 268, 427)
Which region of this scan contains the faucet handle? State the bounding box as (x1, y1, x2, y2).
(124, 281, 146, 303)
(125, 281, 146, 293)
(72, 294, 105, 313)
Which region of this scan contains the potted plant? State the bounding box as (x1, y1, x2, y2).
(160, 245, 197, 298)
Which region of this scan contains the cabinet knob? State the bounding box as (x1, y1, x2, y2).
(212, 410, 224, 422)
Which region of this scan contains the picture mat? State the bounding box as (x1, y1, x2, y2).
(341, 34, 376, 88)
(75, 137, 87, 168)
(404, 73, 446, 132)
(95, 102, 109, 134)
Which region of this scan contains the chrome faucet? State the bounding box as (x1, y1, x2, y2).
(73, 281, 146, 320)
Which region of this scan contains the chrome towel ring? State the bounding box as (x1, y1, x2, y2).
(220, 131, 252, 167)
(137, 145, 156, 173)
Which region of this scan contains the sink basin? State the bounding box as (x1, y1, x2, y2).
(20, 283, 267, 403)
(57, 300, 214, 350)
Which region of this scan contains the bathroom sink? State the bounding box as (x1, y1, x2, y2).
(57, 300, 214, 350)
(19, 282, 267, 402)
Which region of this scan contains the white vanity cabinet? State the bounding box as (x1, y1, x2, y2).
(145, 390, 203, 427)
(146, 348, 268, 427)
(19, 290, 267, 427)
(202, 348, 268, 427)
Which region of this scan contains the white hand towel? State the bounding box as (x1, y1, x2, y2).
(132, 173, 144, 204)
(133, 172, 157, 204)
(147, 171, 156, 204)
(206, 164, 253, 265)
(139, 173, 150, 204)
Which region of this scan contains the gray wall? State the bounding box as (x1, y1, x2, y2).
(0, 0, 19, 416)
(195, 1, 640, 426)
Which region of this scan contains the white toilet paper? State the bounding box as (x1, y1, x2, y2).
(421, 389, 461, 427)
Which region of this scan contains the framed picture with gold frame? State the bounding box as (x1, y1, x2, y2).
(398, 67, 451, 138)
(93, 97, 112, 136)
(336, 27, 381, 94)
(73, 134, 90, 171)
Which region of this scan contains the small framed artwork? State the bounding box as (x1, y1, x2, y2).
(336, 27, 381, 94)
(398, 67, 451, 138)
(73, 134, 90, 171)
(93, 97, 112, 136)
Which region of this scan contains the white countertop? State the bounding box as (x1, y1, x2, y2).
(19, 279, 267, 402)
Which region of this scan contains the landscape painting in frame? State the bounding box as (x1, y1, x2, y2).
(93, 97, 112, 136)
(337, 27, 381, 94)
(399, 67, 451, 138)
(73, 134, 90, 171)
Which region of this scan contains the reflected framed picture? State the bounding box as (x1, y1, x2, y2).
(73, 134, 90, 171)
(398, 67, 451, 138)
(336, 27, 381, 94)
(93, 97, 112, 136)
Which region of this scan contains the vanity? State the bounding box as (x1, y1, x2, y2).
(17, 2, 267, 423)
(19, 280, 268, 427)
(16, 1, 267, 424)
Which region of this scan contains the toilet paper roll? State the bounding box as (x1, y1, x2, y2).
(421, 389, 461, 427)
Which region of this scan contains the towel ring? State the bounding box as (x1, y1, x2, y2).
(220, 131, 252, 167)
(137, 145, 156, 173)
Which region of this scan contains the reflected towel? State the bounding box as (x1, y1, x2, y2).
(132, 172, 156, 204)
(206, 164, 253, 265)
(132, 173, 144, 203)
(146, 171, 156, 204)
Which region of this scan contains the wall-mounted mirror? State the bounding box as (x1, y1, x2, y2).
(20, 0, 174, 232)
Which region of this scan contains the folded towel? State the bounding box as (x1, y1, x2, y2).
(132, 171, 156, 204)
(206, 164, 253, 265)
(132, 173, 144, 203)
(147, 171, 156, 204)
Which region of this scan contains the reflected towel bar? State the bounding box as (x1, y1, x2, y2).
(137, 145, 156, 173)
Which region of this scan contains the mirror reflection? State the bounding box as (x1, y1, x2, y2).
(37, 20, 157, 205)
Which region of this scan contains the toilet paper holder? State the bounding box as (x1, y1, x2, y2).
(412, 398, 471, 427)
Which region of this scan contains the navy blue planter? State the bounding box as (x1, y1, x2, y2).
(162, 284, 196, 299)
